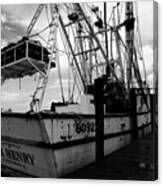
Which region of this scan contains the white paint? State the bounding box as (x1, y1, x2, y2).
(1, 117, 44, 142)
(56, 95, 95, 114)
(55, 142, 95, 177)
(104, 134, 131, 156)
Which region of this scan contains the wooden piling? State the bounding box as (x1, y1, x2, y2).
(94, 76, 105, 162)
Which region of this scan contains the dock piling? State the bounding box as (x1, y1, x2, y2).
(94, 76, 105, 162)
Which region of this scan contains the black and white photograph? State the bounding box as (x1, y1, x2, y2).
(1, 0, 158, 181)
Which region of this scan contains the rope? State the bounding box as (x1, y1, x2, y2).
(56, 42, 65, 103)
(45, 5, 50, 24)
(29, 23, 55, 38)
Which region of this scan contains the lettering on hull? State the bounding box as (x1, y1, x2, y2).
(1, 143, 35, 167)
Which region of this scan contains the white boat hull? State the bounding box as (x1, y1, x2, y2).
(1, 93, 152, 177)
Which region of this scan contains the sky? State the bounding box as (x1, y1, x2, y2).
(1, 1, 156, 112)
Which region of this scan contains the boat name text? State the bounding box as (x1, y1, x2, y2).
(1, 148, 35, 166)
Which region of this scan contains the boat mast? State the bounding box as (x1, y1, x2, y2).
(104, 2, 109, 60)
(125, 2, 134, 91)
(26, 4, 45, 37)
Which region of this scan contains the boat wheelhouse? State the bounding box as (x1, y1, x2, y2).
(1, 38, 51, 79)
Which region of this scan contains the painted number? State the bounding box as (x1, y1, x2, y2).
(75, 120, 95, 134)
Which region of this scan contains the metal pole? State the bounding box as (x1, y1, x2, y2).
(77, 4, 119, 83)
(58, 14, 86, 92)
(104, 2, 109, 59)
(125, 2, 134, 91)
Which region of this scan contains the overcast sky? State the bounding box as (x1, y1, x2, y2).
(1, 1, 156, 112)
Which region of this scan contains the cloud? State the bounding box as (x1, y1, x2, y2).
(1, 8, 27, 46)
(142, 45, 155, 87)
(1, 39, 8, 48)
(1, 92, 20, 102)
(1, 91, 30, 112)
(1, 91, 30, 102)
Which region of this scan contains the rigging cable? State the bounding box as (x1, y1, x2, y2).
(45, 5, 50, 24)
(67, 26, 71, 101)
(56, 45, 65, 103)
(69, 19, 83, 100)
(134, 2, 147, 82)
(70, 20, 85, 91)
(29, 23, 55, 38)
(59, 21, 82, 101)
(50, 7, 65, 103)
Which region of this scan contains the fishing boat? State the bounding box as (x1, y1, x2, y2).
(1, 2, 152, 177)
